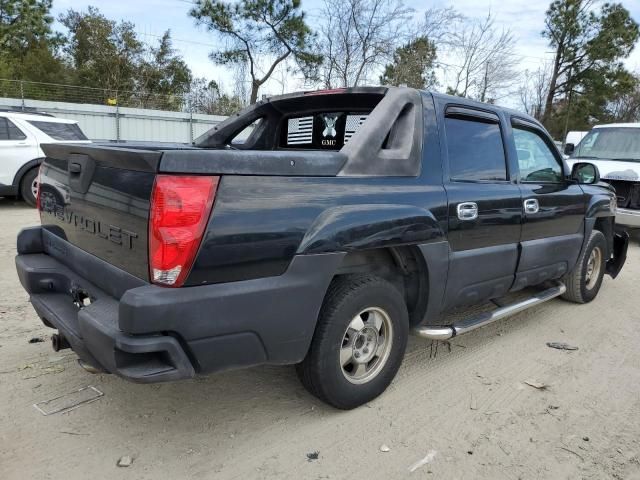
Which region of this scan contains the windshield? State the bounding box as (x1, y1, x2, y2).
(574, 127, 640, 161)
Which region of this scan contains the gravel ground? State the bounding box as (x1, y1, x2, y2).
(1, 197, 639, 479)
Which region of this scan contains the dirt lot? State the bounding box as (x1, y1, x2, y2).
(1, 198, 639, 480)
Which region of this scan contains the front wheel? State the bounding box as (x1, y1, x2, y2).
(562, 230, 607, 304)
(296, 274, 409, 409)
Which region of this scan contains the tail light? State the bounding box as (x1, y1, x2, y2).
(149, 175, 219, 287)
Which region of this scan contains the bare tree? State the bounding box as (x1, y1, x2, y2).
(232, 61, 250, 105)
(190, 0, 322, 103)
(419, 7, 463, 44)
(519, 63, 552, 120)
(446, 14, 518, 102)
(318, 0, 412, 88)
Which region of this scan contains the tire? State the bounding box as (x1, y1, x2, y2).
(561, 230, 607, 304)
(296, 274, 409, 409)
(19, 167, 39, 208)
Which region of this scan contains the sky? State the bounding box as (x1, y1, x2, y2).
(50, 0, 640, 107)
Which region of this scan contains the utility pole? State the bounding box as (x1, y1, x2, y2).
(20, 81, 25, 111)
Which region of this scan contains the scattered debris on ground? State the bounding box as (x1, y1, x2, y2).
(33, 386, 103, 416)
(306, 451, 319, 462)
(408, 450, 437, 473)
(117, 455, 133, 467)
(524, 380, 548, 390)
(22, 364, 65, 379)
(546, 342, 579, 351)
(379, 444, 390, 452)
(470, 393, 478, 410)
(28, 337, 45, 344)
(559, 445, 584, 461)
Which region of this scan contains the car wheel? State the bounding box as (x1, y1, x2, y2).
(296, 274, 409, 409)
(20, 167, 39, 208)
(561, 230, 607, 304)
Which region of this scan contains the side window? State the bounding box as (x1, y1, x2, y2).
(445, 117, 507, 181)
(513, 127, 563, 183)
(26, 121, 87, 141)
(7, 119, 26, 140)
(0, 118, 8, 140)
(0, 118, 27, 141)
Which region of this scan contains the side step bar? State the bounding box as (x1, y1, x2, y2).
(413, 282, 566, 341)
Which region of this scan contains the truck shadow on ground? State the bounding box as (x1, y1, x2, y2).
(0, 197, 32, 210)
(80, 294, 568, 433)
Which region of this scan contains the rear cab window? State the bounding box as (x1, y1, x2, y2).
(280, 112, 369, 150)
(444, 115, 507, 182)
(27, 121, 88, 141)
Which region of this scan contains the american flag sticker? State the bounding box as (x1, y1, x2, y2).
(287, 116, 313, 145)
(344, 115, 368, 143)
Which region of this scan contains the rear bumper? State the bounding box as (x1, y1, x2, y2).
(616, 208, 640, 228)
(15, 227, 343, 383)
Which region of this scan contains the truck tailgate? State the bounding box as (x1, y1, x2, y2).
(38, 144, 160, 281)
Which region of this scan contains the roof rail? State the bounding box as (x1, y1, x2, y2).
(0, 108, 55, 117)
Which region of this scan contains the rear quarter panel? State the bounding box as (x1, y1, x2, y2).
(185, 176, 448, 285)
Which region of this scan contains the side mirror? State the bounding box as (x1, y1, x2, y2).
(564, 143, 575, 156)
(571, 162, 600, 184)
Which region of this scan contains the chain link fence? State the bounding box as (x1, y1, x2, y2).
(0, 78, 219, 113)
(0, 79, 230, 143)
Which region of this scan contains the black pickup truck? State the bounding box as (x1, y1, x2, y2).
(15, 87, 628, 409)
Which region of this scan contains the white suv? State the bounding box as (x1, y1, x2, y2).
(0, 111, 90, 206)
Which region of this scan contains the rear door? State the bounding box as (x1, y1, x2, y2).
(0, 117, 37, 186)
(440, 106, 522, 310)
(508, 118, 585, 291)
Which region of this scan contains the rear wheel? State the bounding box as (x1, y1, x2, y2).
(20, 167, 39, 208)
(562, 230, 607, 304)
(296, 274, 409, 409)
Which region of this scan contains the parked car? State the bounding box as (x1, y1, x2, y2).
(0, 111, 89, 206)
(566, 123, 640, 228)
(15, 87, 628, 409)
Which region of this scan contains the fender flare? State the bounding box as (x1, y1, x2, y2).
(12, 158, 44, 190)
(579, 192, 616, 264)
(296, 204, 445, 254)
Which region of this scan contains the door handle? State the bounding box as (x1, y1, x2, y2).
(69, 162, 82, 174)
(457, 202, 478, 221)
(524, 198, 539, 214)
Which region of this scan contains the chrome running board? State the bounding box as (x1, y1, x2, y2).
(412, 282, 566, 341)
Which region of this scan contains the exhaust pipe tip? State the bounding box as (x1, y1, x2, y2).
(51, 333, 70, 352)
(78, 359, 103, 375)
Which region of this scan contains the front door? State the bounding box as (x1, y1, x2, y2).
(441, 108, 522, 310)
(509, 119, 586, 291)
